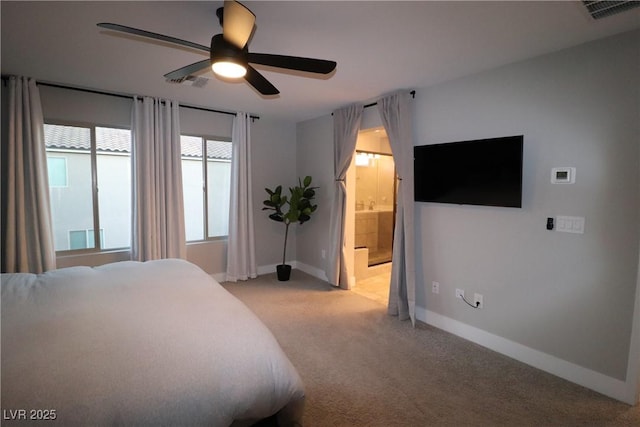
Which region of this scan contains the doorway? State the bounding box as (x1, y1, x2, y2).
(354, 150, 395, 266)
(351, 127, 394, 305)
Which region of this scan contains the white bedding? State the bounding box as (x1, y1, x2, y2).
(1, 259, 304, 426)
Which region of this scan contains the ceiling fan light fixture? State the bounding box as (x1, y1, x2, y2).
(99, 0, 336, 97)
(212, 60, 247, 78)
(210, 33, 248, 79)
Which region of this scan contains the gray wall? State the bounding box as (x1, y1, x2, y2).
(295, 115, 333, 275)
(252, 117, 298, 267)
(294, 108, 387, 275)
(296, 30, 639, 388)
(415, 30, 639, 381)
(39, 86, 298, 274)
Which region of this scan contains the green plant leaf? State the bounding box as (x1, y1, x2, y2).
(269, 213, 284, 222)
(263, 177, 318, 253)
(285, 210, 299, 222)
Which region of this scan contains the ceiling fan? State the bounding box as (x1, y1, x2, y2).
(97, 0, 337, 96)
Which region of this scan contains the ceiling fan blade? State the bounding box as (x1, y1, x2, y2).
(164, 59, 211, 80)
(245, 65, 279, 95)
(97, 23, 209, 53)
(222, 0, 256, 49)
(248, 53, 336, 74)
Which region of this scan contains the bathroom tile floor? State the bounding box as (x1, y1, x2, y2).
(351, 271, 391, 306)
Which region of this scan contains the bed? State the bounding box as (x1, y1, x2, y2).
(1, 259, 305, 426)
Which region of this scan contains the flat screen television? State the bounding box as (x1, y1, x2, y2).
(414, 135, 523, 208)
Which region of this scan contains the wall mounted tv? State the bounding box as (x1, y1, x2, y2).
(414, 135, 523, 208)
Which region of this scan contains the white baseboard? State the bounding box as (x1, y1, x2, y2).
(217, 261, 326, 282)
(252, 261, 330, 282)
(256, 262, 284, 276)
(295, 261, 329, 282)
(415, 306, 636, 405)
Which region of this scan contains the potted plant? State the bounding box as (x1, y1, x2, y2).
(263, 176, 318, 281)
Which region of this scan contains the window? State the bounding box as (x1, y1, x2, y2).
(69, 229, 104, 250)
(45, 123, 131, 252)
(96, 127, 132, 250)
(206, 139, 232, 238)
(45, 123, 228, 250)
(46, 157, 68, 187)
(181, 135, 232, 241)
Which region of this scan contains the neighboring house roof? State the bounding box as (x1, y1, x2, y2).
(44, 124, 231, 160)
(179, 136, 232, 160)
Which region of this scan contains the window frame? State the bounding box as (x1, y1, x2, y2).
(45, 120, 132, 255)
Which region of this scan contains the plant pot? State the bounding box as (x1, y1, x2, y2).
(276, 264, 292, 281)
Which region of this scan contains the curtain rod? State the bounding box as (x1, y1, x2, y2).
(331, 90, 416, 116)
(1, 76, 260, 120)
(363, 90, 416, 109)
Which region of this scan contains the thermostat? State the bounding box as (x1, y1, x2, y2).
(551, 167, 575, 184)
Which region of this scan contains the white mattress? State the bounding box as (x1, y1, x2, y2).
(1, 259, 304, 426)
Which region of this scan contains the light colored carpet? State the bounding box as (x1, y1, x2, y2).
(351, 272, 390, 305)
(223, 270, 640, 426)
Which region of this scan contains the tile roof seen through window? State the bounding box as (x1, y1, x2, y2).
(180, 135, 232, 160)
(44, 124, 231, 160)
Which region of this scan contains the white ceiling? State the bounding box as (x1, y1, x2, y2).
(2, 1, 639, 122)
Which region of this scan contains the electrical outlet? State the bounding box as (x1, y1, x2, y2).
(474, 293, 484, 309)
(455, 288, 464, 299)
(432, 281, 440, 294)
(321, 249, 326, 259)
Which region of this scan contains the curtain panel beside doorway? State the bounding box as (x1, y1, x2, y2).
(326, 103, 364, 289)
(377, 91, 416, 325)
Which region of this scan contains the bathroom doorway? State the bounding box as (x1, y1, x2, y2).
(354, 150, 395, 266)
(352, 127, 395, 304)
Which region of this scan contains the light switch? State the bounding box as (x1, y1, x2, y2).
(557, 218, 566, 232)
(572, 217, 585, 233)
(556, 216, 585, 234)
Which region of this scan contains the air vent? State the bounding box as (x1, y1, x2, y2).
(165, 75, 209, 88)
(166, 76, 187, 84)
(187, 76, 209, 88)
(582, 0, 640, 19)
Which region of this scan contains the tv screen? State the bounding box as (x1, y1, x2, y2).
(414, 135, 523, 208)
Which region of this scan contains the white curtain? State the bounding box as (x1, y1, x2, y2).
(226, 112, 257, 281)
(326, 103, 363, 289)
(131, 96, 186, 261)
(2, 76, 56, 273)
(378, 91, 416, 324)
